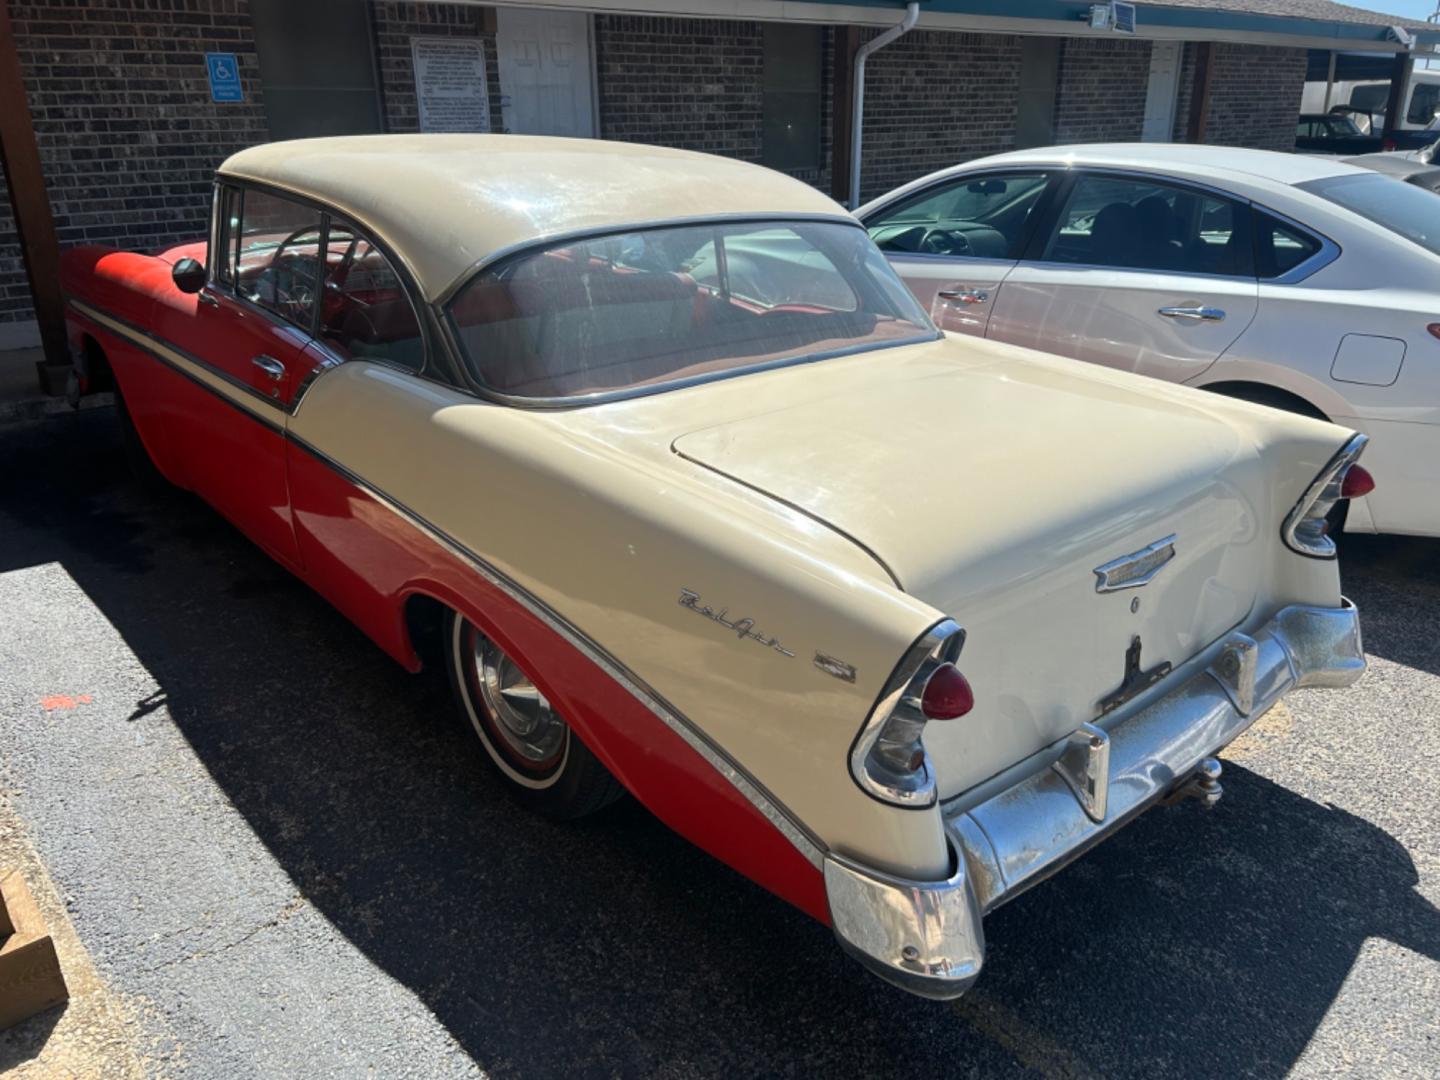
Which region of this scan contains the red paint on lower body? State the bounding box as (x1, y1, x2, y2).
(286, 443, 830, 924)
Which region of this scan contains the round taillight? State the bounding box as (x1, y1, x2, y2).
(920, 663, 974, 720)
(1341, 464, 1375, 499)
(1428, 324, 1440, 341)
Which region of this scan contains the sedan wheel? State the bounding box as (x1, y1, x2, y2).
(444, 610, 624, 818)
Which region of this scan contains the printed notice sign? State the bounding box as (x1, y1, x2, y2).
(412, 37, 491, 133)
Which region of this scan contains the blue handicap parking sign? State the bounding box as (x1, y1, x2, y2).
(206, 53, 242, 103)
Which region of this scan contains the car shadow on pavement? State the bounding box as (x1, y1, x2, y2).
(1339, 533, 1440, 678)
(2, 409, 1436, 1077)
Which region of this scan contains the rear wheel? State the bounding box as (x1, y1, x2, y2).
(443, 610, 624, 819)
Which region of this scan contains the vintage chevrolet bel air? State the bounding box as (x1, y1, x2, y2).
(62, 135, 1370, 999)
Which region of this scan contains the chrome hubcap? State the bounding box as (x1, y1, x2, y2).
(472, 634, 566, 765)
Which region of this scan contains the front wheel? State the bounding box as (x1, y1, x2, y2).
(443, 610, 624, 819)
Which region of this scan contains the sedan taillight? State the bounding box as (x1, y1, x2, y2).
(1281, 434, 1372, 558)
(850, 620, 970, 807)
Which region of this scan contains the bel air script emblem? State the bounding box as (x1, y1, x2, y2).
(1093, 534, 1178, 593)
(679, 588, 796, 657)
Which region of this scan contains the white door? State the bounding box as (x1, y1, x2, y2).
(495, 8, 595, 137)
(986, 171, 1259, 383)
(1141, 42, 1181, 142)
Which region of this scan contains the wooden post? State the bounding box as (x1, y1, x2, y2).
(830, 25, 861, 205)
(0, 0, 67, 374)
(1185, 41, 1215, 143)
(1381, 49, 1413, 148)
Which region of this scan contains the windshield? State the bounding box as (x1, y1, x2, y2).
(446, 220, 936, 401)
(1301, 172, 1440, 257)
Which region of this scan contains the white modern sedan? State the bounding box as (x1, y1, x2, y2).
(858, 144, 1440, 537)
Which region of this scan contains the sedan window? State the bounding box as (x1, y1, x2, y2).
(1301, 171, 1440, 258)
(1040, 174, 1253, 277)
(865, 172, 1050, 259)
(234, 188, 323, 330)
(317, 219, 425, 371)
(447, 220, 935, 401)
(1255, 214, 1323, 279)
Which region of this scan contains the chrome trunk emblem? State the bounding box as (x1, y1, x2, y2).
(1093, 534, 1177, 592)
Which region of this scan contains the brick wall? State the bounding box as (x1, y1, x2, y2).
(0, 0, 268, 332)
(1053, 37, 1152, 144)
(1173, 42, 1306, 152)
(372, 1, 502, 134)
(857, 30, 1023, 202)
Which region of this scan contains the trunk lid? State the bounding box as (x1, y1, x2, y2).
(672, 356, 1272, 798)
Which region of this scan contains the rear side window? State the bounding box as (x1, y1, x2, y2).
(865, 172, 1051, 260)
(1255, 214, 1323, 279)
(1301, 172, 1440, 258)
(1040, 174, 1253, 277)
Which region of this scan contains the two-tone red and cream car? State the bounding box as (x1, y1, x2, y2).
(62, 135, 1370, 999)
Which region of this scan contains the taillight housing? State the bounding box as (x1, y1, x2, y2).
(849, 619, 971, 807)
(1281, 434, 1371, 558)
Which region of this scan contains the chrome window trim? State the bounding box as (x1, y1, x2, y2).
(848, 618, 965, 810)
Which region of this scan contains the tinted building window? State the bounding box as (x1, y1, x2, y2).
(250, 0, 382, 140)
(761, 25, 823, 171)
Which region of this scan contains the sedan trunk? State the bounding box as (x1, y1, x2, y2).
(672, 356, 1286, 799)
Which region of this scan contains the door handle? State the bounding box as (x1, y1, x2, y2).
(1157, 306, 1225, 321)
(251, 355, 286, 381)
(937, 288, 989, 305)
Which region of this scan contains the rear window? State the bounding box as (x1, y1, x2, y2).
(446, 220, 935, 401)
(1301, 172, 1440, 257)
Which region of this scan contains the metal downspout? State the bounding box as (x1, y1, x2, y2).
(849, 1, 920, 210)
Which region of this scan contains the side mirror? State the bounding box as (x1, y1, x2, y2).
(172, 257, 206, 294)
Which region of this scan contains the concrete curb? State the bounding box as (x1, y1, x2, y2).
(0, 395, 113, 428)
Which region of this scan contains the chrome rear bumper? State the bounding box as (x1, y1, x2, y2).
(824, 599, 1365, 1000)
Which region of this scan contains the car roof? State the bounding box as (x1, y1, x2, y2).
(948, 143, 1366, 189)
(219, 135, 850, 302)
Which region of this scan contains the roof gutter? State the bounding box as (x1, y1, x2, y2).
(849, 2, 920, 210)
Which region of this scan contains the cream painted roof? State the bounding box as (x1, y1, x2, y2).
(218, 134, 851, 302)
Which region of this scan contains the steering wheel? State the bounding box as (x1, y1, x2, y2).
(920, 228, 970, 256)
(250, 225, 320, 315)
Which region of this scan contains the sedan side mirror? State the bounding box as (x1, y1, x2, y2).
(172, 257, 206, 294)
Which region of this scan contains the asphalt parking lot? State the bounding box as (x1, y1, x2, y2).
(0, 406, 1436, 1079)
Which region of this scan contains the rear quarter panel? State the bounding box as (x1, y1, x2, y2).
(287, 362, 956, 882)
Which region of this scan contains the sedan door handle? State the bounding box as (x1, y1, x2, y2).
(937, 288, 989, 305)
(251, 355, 286, 381)
(1157, 306, 1226, 322)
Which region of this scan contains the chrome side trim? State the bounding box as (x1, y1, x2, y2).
(284, 433, 828, 869)
(827, 598, 1365, 999)
(69, 298, 291, 433)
